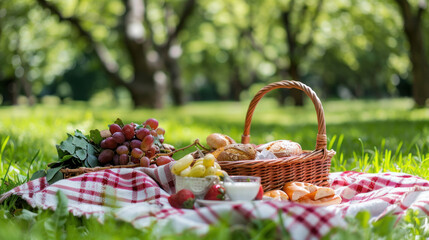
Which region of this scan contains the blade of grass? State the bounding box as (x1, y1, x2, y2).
(26, 150, 40, 181)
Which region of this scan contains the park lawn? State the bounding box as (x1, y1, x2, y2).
(0, 97, 429, 239)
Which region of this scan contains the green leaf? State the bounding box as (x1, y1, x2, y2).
(86, 154, 99, 168)
(72, 137, 88, 149)
(56, 145, 67, 159)
(15, 209, 38, 223)
(87, 144, 97, 155)
(90, 129, 103, 145)
(84, 159, 91, 168)
(75, 148, 87, 160)
(114, 118, 124, 127)
(46, 167, 62, 182)
(355, 211, 371, 228)
(47, 170, 64, 185)
(60, 155, 73, 162)
(74, 129, 85, 139)
(373, 215, 396, 237)
(44, 191, 69, 239)
(30, 170, 47, 180)
(59, 139, 75, 154)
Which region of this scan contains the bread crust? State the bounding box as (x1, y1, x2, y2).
(296, 194, 342, 206)
(257, 140, 302, 157)
(282, 181, 341, 206)
(206, 133, 236, 149)
(263, 190, 289, 201)
(217, 144, 256, 161)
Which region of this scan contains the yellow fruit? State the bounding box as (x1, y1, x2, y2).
(171, 154, 194, 175)
(193, 158, 204, 166)
(189, 165, 206, 177)
(204, 166, 217, 176)
(180, 167, 191, 177)
(203, 154, 216, 167)
(215, 170, 224, 177)
(214, 162, 221, 170)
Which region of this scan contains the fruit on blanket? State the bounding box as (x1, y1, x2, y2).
(112, 132, 126, 144)
(156, 156, 174, 166)
(116, 145, 129, 155)
(101, 137, 117, 149)
(109, 124, 122, 134)
(180, 167, 191, 177)
(145, 118, 159, 129)
(98, 149, 114, 164)
(140, 156, 150, 167)
(254, 185, 264, 200)
(141, 135, 154, 151)
(203, 154, 216, 167)
(119, 154, 129, 165)
(156, 127, 165, 136)
(172, 153, 224, 179)
(131, 148, 144, 159)
(136, 128, 150, 140)
(189, 165, 206, 177)
(168, 189, 195, 209)
(204, 184, 226, 200)
(97, 118, 171, 166)
(171, 154, 194, 175)
(122, 124, 135, 140)
(204, 166, 216, 176)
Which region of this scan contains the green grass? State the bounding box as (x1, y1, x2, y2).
(1, 97, 429, 239)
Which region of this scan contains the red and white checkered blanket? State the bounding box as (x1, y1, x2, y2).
(1, 163, 429, 240)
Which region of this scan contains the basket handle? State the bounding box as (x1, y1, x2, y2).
(241, 80, 327, 150)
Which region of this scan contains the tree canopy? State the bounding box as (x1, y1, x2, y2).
(0, 0, 427, 107)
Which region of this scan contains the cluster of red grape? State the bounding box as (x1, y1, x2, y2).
(97, 118, 175, 167)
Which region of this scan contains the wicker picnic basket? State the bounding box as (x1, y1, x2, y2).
(218, 80, 335, 192)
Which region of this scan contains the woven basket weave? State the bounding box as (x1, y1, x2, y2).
(218, 80, 335, 192)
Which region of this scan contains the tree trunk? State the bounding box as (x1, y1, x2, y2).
(228, 56, 244, 101)
(395, 0, 429, 106)
(278, 62, 304, 106)
(165, 54, 185, 105)
(406, 23, 429, 106)
(289, 61, 304, 106)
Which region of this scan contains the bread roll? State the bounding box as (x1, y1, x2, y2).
(296, 194, 342, 206)
(257, 140, 302, 157)
(217, 144, 256, 161)
(283, 181, 341, 206)
(263, 190, 289, 201)
(206, 133, 236, 150)
(283, 182, 316, 201)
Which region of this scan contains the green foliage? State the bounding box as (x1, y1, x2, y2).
(324, 210, 429, 240)
(30, 129, 101, 184)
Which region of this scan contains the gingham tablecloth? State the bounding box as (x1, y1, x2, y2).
(1, 163, 429, 240)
